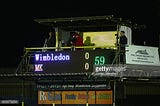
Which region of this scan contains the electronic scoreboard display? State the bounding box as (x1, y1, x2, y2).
(33, 50, 114, 74)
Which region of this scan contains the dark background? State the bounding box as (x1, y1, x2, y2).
(0, 1, 160, 68)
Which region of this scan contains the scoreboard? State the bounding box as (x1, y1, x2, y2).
(33, 49, 114, 74)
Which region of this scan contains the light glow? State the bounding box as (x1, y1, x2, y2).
(83, 31, 117, 48)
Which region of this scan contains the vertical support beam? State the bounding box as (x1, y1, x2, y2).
(124, 81, 126, 99)
(55, 27, 59, 51)
(22, 79, 24, 106)
(86, 103, 88, 106)
(86, 91, 88, 106)
(116, 24, 119, 48)
(116, 25, 120, 64)
(52, 103, 55, 106)
(113, 80, 116, 106)
(22, 101, 24, 106)
(53, 88, 55, 106)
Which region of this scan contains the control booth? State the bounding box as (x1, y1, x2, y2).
(11, 15, 160, 106)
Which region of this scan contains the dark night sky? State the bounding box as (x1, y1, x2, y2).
(0, 1, 160, 68)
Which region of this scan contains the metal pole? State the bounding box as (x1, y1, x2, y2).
(116, 25, 120, 64)
(113, 80, 116, 106)
(22, 79, 24, 106)
(22, 101, 24, 106)
(55, 27, 59, 51)
(53, 88, 55, 106)
(86, 91, 88, 106)
(52, 103, 55, 106)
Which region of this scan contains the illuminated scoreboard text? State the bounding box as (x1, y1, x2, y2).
(33, 50, 114, 73)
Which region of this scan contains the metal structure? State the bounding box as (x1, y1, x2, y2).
(1, 15, 160, 106)
(34, 15, 144, 31)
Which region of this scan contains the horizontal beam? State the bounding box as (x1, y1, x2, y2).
(35, 15, 114, 23)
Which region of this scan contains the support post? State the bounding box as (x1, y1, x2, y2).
(55, 27, 59, 51)
(22, 79, 24, 106)
(113, 80, 116, 106)
(22, 101, 24, 106)
(52, 103, 55, 106)
(86, 91, 89, 106)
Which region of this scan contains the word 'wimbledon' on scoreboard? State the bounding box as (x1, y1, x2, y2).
(33, 49, 114, 74)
